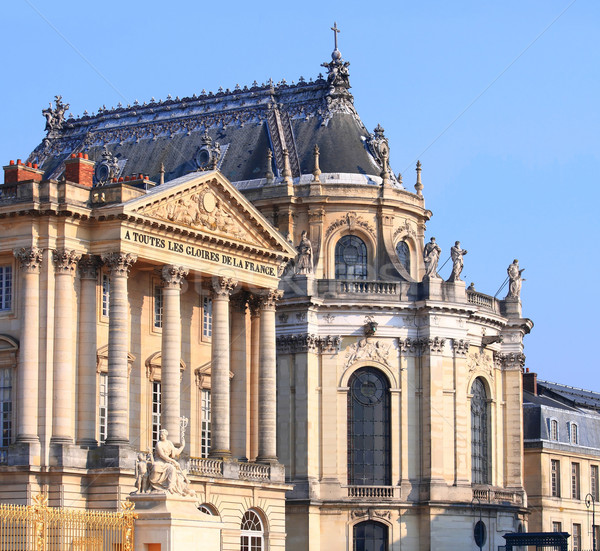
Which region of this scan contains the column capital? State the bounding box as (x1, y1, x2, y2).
(211, 277, 237, 299)
(494, 351, 525, 370)
(14, 247, 43, 273)
(248, 294, 262, 317)
(452, 339, 470, 356)
(52, 248, 81, 274)
(78, 254, 101, 279)
(102, 252, 137, 277)
(259, 289, 284, 311)
(161, 265, 189, 289)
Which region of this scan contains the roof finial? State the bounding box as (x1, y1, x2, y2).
(415, 160, 423, 196)
(312, 144, 321, 183)
(282, 148, 292, 185)
(331, 22, 341, 56)
(265, 149, 275, 185)
(159, 162, 165, 186)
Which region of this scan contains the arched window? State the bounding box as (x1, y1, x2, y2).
(348, 368, 390, 485)
(241, 510, 264, 551)
(395, 241, 410, 274)
(353, 521, 388, 551)
(471, 378, 490, 484)
(335, 235, 367, 280)
(549, 418, 559, 441)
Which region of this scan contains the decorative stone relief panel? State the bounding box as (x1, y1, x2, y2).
(325, 211, 375, 240)
(276, 334, 341, 354)
(344, 338, 392, 370)
(467, 350, 494, 378)
(138, 185, 248, 242)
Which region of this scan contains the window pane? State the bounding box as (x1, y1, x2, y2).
(201, 389, 211, 458)
(154, 285, 163, 328)
(99, 372, 108, 443)
(152, 381, 162, 448)
(353, 521, 388, 551)
(0, 266, 13, 311)
(348, 368, 390, 485)
(335, 236, 368, 280)
(471, 378, 489, 484)
(395, 241, 410, 274)
(0, 368, 12, 447)
(551, 459, 561, 497)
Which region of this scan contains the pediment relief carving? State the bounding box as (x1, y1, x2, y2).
(325, 211, 375, 240)
(344, 338, 391, 370)
(136, 185, 252, 243)
(467, 350, 493, 377)
(393, 219, 417, 240)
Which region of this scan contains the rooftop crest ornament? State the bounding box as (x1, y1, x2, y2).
(42, 95, 70, 135)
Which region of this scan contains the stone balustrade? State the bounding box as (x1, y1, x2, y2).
(472, 486, 522, 505)
(317, 280, 401, 299)
(187, 457, 282, 484)
(346, 485, 397, 499)
(467, 290, 500, 313)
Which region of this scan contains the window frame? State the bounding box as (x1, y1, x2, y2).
(240, 510, 264, 551)
(98, 371, 108, 444)
(0, 264, 13, 314)
(571, 462, 580, 500)
(551, 459, 561, 497)
(591, 465, 599, 501)
(347, 367, 391, 486)
(394, 240, 411, 276)
(548, 418, 559, 441)
(0, 366, 13, 449)
(352, 520, 389, 551)
(334, 234, 368, 281)
(201, 388, 211, 458)
(569, 422, 578, 445)
(572, 523, 581, 551)
(152, 380, 162, 449)
(471, 378, 490, 485)
(101, 272, 110, 320)
(153, 282, 163, 331)
(202, 295, 213, 341)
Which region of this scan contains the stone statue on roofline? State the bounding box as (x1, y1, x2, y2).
(42, 95, 70, 135)
(133, 417, 195, 497)
(423, 237, 441, 279)
(506, 259, 525, 299)
(447, 241, 468, 282)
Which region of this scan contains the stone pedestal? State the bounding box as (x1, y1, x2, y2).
(129, 493, 224, 551)
(500, 297, 522, 317)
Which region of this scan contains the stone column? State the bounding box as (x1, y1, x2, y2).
(230, 294, 249, 460)
(51, 249, 81, 444)
(249, 297, 261, 461)
(160, 265, 188, 444)
(102, 252, 137, 445)
(77, 255, 100, 445)
(13, 247, 43, 443)
(257, 289, 282, 462)
(209, 277, 237, 458)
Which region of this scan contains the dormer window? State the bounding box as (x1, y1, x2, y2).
(569, 422, 579, 445)
(549, 419, 559, 441)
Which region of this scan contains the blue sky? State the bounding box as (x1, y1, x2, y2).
(1, 1, 598, 389)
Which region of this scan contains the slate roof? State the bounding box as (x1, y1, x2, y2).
(26, 50, 398, 190)
(523, 380, 600, 452)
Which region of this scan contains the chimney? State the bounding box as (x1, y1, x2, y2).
(64, 153, 95, 187)
(523, 367, 537, 396)
(3, 159, 44, 184)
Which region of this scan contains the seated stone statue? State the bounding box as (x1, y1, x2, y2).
(143, 429, 195, 497)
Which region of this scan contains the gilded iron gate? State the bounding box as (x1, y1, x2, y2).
(0, 494, 136, 550)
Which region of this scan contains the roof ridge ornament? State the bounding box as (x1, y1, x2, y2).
(321, 22, 352, 100)
(42, 95, 70, 137)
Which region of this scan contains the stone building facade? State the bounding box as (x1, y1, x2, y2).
(0, 42, 537, 550)
(524, 373, 600, 550)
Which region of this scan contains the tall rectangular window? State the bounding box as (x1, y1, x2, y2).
(152, 381, 161, 448)
(154, 285, 163, 329)
(592, 465, 599, 501)
(551, 459, 560, 497)
(572, 524, 581, 551)
(549, 419, 558, 441)
(0, 367, 12, 448)
(0, 266, 12, 312)
(203, 297, 212, 338)
(201, 389, 211, 458)
(570, 423, 578, 444)
(102, 274, 110, 317)
(571, 463, 580, 499)
(99, 372, 108, 443)
(552, 521, 562, 532)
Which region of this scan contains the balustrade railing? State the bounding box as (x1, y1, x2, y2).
(347, 486, 396, 499)
(239, 462, 270, 481)
(467, 290, 499, 312)
(318, 280, 400, 297)
(188, 457, 223, 477)
(472, 486, 521, 504)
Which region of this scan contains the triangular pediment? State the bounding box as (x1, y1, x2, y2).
(120, 171, 294, 257)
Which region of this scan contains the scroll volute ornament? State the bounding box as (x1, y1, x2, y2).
(14, 247, 43, 272)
